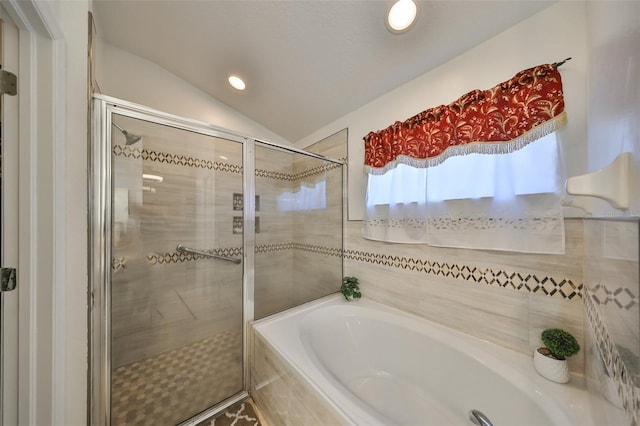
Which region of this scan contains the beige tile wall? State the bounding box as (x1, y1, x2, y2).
(111, 115, 244, 368)
(255, 146, 295, 319)
(344, 218, 586, 374)
(253, 132, 345, 319)
(254, 141, 343, 319)
(583, 218, 639, 425)
(304, 127, 587, 377)
(250, 330, 350, 426)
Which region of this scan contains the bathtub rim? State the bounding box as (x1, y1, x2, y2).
(252, 293, 593, 426)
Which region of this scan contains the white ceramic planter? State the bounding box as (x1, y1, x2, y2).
(533, 348, 570, 383)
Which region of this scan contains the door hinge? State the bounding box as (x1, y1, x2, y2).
(0, 267, 17, 291)
(0, 69, 17, 96)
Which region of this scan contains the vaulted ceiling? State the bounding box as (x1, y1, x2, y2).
(93, 0, 554, 142)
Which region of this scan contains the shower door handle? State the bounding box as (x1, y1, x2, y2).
(176, 244, 242, 264)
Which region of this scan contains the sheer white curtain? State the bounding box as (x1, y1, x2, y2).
(363, 133, 566, 253)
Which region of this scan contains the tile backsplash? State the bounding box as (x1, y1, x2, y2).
(344, 216, 639, 426)
(344, 219, 586, 374)
(583, 219, 639, 426)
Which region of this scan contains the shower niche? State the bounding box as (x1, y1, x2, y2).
(90, 95, 344, 425)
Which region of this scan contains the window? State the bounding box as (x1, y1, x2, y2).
(278, 179, 326, 211)
(366, 132, 560, 206)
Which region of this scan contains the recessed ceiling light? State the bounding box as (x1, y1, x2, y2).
(228, 75, 246, 91)
(387, 0, 417, 33)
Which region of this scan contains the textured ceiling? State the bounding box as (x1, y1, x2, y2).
(93, 0, 554, 142)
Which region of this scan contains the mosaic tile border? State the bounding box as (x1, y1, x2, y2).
(585, 287, 640, 426)
(145, 247, 243, 265)
(113, 145, 243, 174)
(292, 243, 343, 257)
(343, 248, 582, 300)
(113, 244, 580, 301)
(292, 159, 344, 181)
(591, 283, 639, 310)
(112, 256, 126, 272)
(113, 145, 343, 182)
(255, 169, 291, 181)
(113, 243, 341, 271)
(255, 242, 294, 254)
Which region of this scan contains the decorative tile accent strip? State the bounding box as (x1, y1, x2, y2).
(146, 247, 243, 265)
(112, 243, 341, 268)
(292, 243, 343, 257)
(591, 283, 639, 310)
(292, 160, 344, 181)
(113, 144, 342, 181)
(255, 242, 294, 254)
(256, 157, 344, 182)
(255, 169, 293, 181)
(117, 245, 579, 300)
(585, 287, 640, 426)
(115, 245, 578, 300)
(112, 257, 127, 272)
(365, 216, 562, 232)
(112, 145, 243, 174)
(343, 248, 583, 300)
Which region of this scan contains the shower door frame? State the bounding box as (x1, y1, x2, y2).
(89, 94, 256, 426)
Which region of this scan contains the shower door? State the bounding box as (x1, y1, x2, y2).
(104, 110, 245, 425)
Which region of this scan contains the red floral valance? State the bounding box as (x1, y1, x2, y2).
(364, 64, 567, 174)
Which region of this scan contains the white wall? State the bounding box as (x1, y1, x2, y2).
(585, 1, 640, 216)
(0, 0, 89, 425)
(296, 1, 589, 220)
(95, 40, 291, 145)
(58, 3, 90, 424)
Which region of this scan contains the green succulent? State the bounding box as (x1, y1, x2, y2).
(541, 328, 580, 360)
(340, 276, 361, 301)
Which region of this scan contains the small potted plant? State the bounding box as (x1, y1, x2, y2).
(340, 276, 361, 301)
(533, 328, 580, 383)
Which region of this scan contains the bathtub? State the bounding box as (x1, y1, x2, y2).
(251, 295, 593, 426)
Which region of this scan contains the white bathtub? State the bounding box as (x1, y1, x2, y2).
(252, 295, 593, 426)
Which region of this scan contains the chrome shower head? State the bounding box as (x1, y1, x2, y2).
(112, 121, 142, 145)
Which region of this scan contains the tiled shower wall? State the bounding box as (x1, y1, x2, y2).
(583, 2, 640, 424)
(111, 115, 244, 368)
(292, 130, 346, 305)
(254, 139, 343, 319)
(255, 146, 295, 318)
(112, 117, 346, 352)
(583, 219, 639, 426)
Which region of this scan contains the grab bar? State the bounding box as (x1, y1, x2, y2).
(469, 410, 493, 426)
(176, 244, 242, 264)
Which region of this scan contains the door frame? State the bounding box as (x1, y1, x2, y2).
(1, 5, 21, 426)
(0, 1, 70, 424)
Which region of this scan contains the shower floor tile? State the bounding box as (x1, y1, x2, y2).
(111, 329, 242, 426)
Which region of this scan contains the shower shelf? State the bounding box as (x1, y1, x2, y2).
(563, 152, 631, 214)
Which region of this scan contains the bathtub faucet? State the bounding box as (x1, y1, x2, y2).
(469, 409, 494, 426)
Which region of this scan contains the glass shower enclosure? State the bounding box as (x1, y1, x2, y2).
(89, 95, 343, 425)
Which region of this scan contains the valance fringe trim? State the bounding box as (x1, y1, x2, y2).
(365, 111, 566, 175)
